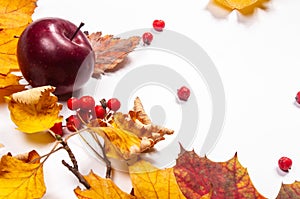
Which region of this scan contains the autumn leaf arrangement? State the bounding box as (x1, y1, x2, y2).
(1, 0, 300, 198)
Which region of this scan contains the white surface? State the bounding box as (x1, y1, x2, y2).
(1, 0, 300, 198)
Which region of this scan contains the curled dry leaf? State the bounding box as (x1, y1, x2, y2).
(0, 73, 25, 102)
(87, 32, 140, 78)
(74, 171, 136, 199)
(0, 0, 37, 74)
(0, 150, 46, 199)
(129, 160, 186, 199)
(89, 97, 174, 160)
(5, 86, 63, 133)
(174, 148, 266, 199)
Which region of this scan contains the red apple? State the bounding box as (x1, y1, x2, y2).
(17, 17, 95, 95)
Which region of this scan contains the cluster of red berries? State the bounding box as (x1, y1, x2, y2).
(50, 96, 121, 136)
(142, 19, 165, 45)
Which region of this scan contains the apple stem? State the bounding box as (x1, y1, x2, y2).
(70, 22, 85, 41)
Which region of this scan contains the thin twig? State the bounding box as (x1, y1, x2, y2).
(62, 160, 90, 189)
(60, 140, 90, 189)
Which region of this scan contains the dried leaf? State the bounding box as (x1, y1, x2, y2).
(74, 171, 135, 199)
(0, 73, 26, 102)
(174, 149, 266, 199)
(89, 97, 174, 159)
(214, 0, 269, 10)
(0, 0, 37, 74)
(276, 181, 300, 199)
(129, 160, 186, 199)
(87, 32, 140, 78)
(0, 143, 3, 148)
(5, 86, 63, 133)
(0, 150, 46, 199)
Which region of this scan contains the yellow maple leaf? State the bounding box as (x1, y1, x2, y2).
(0, 150, 46, 199)
(74, 170, 136, 199)
(5, 86, 63, 133)
(0, 0, 37, 74)
(0, 73, 25, 102)
(89, 97, 174, 160)
(129, 160, 186, 199)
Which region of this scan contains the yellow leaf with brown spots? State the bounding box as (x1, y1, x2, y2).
(0, 73, 25, 102)
(5, 86, 63, 133)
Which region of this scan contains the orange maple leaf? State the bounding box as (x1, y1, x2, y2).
(87, 32, 140, 78)
(276, 181, 300, 199)
(174, 149, 266, 199)
(0, 0, 37, 74)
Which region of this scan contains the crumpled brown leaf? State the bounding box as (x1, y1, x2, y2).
(74, 171, 136, 199)
(0, 0, 37, 74)
(0, 150, 46, 199)
(89, 97, 174, 160)
(5, 86, 63, 133)
(87, 32, 140, 78)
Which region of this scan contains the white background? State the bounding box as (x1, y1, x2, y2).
(1, 0, 300, 198)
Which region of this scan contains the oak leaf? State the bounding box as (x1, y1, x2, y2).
(129, 160, 186, 199)
(0, 0, 37, 74)
(89, 97, 174, 159)
(0, 73, 25, 102)
(87, 32, 140, 78)
(74, 170, 136, 199)
(174, 149, 266, 199)
(0, 150, 46, 199)
(275, 181, 300, 199)
(5, 86, 63, 133)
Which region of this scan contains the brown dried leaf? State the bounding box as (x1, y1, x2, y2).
(87, 32, 140, 78)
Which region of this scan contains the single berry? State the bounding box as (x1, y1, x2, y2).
(295, 91, 300, 104)
(95, 105, 107, 119)
(142, 32, 153, 45)
(66, 115, 81, 132)
(107, 98, 121, 111)
(67, 97, 80, 110)
(50, 122, 63, 136)
(77, 109, 90, 123)
(153, 19, 165, 31)
(177, 86, 190, 101)
(79, 96, 95, 111)
(278, 156, 292, 172)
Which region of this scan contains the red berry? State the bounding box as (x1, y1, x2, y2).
(95, 105, 106, 119)
(142, 32, 153, 45)
(79, 96, 95, 111)
(296, 91, 300, 104)
(50, 122, 63, 136)
(177, 86, 190, 101)
(66, 115, 81, 132)
(107, 98, 121, 111)
(278, 157, 292, 172)
(67, 97, 80, 110)
(153, 19, 165, 31)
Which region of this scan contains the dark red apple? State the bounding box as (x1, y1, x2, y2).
(17, 17, 95, 95)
